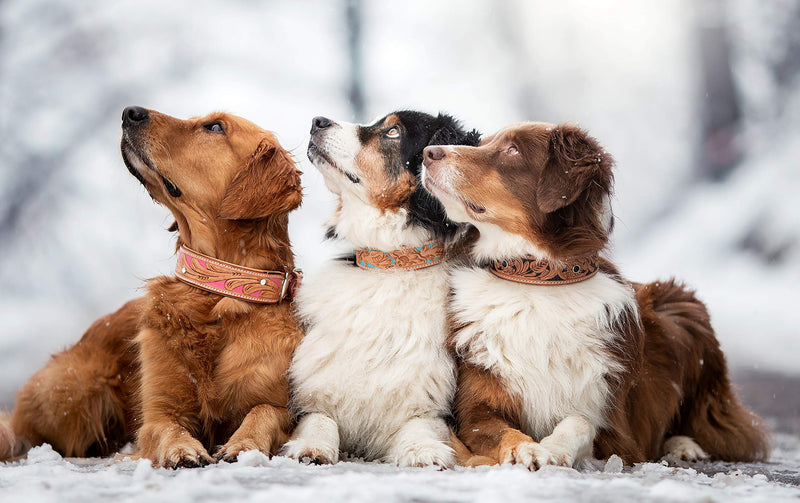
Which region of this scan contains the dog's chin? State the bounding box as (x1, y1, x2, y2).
(308, 142, 360, 185)
(421, 172, 474, 224)
(121, 140, 182, 199)
(121, 141, 152, 189)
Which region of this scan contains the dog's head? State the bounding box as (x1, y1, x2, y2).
(421, 122, 614, 260)
(120, 107, 302, 253)
(307, 111, 480, 245)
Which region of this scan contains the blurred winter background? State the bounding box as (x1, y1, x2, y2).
(0, 0, 797, 429)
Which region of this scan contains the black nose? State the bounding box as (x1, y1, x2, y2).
(122, 106, 149, 127)
(424, 146, 446, 162)
(311, 116, 333, 134)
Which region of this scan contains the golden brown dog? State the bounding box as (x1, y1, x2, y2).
(0, 108, 303, 467)
(422, 123, 768, 468)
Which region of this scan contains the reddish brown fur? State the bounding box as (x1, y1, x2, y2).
(4, 299, 143, 459)
(0, 110, 304, 467)
(432, 122, 768, 465)
(427, 123, 613, 259)
(124, 110, 303, 468)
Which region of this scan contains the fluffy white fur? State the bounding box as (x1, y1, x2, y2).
(286, 256, 455, 466)
(425, 154, 639, 468)
(285, 120, 456, 467)
(448, 223, 638, 468)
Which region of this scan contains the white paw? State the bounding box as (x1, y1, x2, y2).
(394, 440, 455, 469)
(663, 436, 710, 462)
(538, 439, 577, 468)
(502, 441, 567, 470)
(281, 439, 338, 465)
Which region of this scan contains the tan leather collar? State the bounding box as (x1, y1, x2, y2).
(355, 241, 446, 271)
(489, 254, 600, 285)
(175, 245, 301, 303)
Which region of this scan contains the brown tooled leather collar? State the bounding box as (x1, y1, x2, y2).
(355, 241, 446, 271)
(489, 254, 600, 286)
(175, 245, 301, 303)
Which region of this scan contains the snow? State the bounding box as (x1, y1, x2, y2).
(1, 0, 799, 500)
(1, 439, 799, 503)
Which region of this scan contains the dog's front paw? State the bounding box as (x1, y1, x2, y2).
(536, 441, 575, 468)
(500, 440, 557, 470)
(281, 439, 338, 465)
(214, 438, 269, 463)
(663, 436, 710, 462)
(395, 440, 455, 469)
(157, 438, 214, 469)
(138, 423, 214, 469)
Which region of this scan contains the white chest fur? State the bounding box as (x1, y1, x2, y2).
(449, 267, 637, 440)
(290, 260, 456, 458)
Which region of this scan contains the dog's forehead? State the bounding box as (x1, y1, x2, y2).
(365, 113, 400, 129)
(493, 122, 555, 143)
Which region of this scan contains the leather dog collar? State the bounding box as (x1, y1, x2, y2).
(175, 245, 301, 303)
(356, 241, 446, 271)
(489, 254, 600, 286)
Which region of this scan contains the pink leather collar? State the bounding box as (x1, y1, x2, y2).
(175, 245, 301, 303)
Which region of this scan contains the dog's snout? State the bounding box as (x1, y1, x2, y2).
(122, 106, 149, 127)
(424, 146, 446, 162)
(311, 116, 333, 134)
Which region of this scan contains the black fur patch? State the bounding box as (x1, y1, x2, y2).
(370, 110, 481, 239)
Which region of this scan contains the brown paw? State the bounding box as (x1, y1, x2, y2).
(156, 438, 214, 469)
(214, 439, 268, 463)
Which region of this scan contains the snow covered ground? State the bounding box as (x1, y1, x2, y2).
(1, 0, 799, 501)
(1, 437, 799, 503)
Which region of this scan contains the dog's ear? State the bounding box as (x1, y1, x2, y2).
(536, 124, 612, 214)
(218, 140, 302, 220)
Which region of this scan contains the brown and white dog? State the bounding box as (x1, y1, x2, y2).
(0, 108, 304, 468)
(421, 122, 769, 469)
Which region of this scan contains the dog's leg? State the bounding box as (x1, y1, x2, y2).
(135, 329, 213, 469)
(454, 361, 539, 467)
(535, 415, 596, 469)
(385, 417, 455, 468)
(281, 413, 339, 464)
(214, 404, 290, 462)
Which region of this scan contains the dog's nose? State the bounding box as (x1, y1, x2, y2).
(424, 146, 446, 162)
(311, 116, 333, 133)
(122, 106, 149, 127)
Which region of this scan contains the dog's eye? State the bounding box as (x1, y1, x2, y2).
(507, 145, 519, 155)
(386, 127, 400, 139)
(203, 122, 225, 134)
(466, 201, 486, 214)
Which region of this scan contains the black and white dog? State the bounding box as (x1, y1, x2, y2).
(283, 111, 480, 467)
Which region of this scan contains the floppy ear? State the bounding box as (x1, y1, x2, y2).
(218, 140, 302, 220)
(536, 124, 612, 213)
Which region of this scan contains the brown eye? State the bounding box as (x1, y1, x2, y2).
(507, 145, 518, 155)
(386, 126, 400, 139)
(204, 122, 225, 134)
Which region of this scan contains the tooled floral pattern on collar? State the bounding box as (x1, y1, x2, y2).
(489, 254, 600, 285)
(355, 242, 446, 271)
(175, 245, 301, 303)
